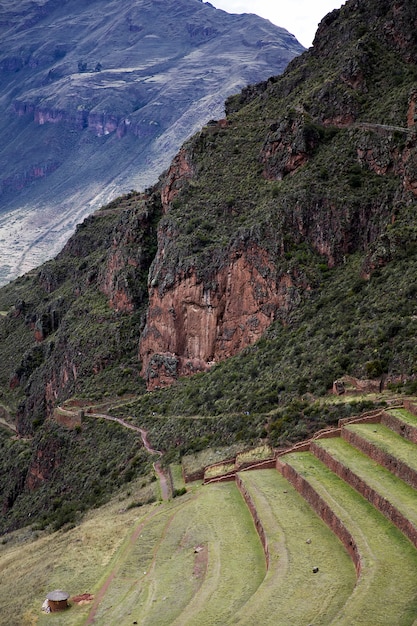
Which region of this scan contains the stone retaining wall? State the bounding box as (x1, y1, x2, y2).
(204, 472, 236, 485)
(311, 442, 417, 550)
(403, 400, 417, 417)
(239, 459, 276, 472)
(381, 410, 417, 444)
(235, 474, 269, 568)
(183, 468, 205, 483)
(53, 408, 81, 429)
(276, 458, 361, 576)
(338, 409, 383, 428)
(341, 427, 417, 490)
(276, 429, 340, 460)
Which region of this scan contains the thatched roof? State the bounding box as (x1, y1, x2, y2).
(46, 589, 70, 602)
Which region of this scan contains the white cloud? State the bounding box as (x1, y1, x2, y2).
(208, 0, 346, 48)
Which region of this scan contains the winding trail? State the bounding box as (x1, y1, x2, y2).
(65, 403, 173, 625)
(0, 416, 17, 434)
(90, 412, 172, 501)
(57, 404, 172, 500)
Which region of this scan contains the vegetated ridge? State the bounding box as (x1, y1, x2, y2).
(0, 0, 303, 285)
(1, 0, 417, 535)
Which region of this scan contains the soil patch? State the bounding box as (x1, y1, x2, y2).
(72, 593, 94, 603)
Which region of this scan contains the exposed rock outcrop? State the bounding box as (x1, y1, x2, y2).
(136, 0, 417, 390)
(2, 0, 417, 424)
(160, 148, 195, 213)
(140, 244, 303, 388)
(100, 194, 162, 312)
(260, 112, 322, 180)
(3, 0, 417, 540)
(25, 437, 62, 491)
(0, 0, 304, 286)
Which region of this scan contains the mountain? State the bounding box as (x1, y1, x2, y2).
(0, 0, 303, 286)
(1, 0, 417, 534)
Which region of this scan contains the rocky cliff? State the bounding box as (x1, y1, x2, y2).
(1, 0, 417, 535)
(0, 0, 303, 285)
(2, 0, 417, 409)
(137, 0, 417, 387)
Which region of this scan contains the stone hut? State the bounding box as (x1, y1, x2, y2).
(46, 589, 70, 612)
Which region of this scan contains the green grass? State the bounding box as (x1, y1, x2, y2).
(170, 464, 186, 491)
(314, 437, 417, 528)
(181, 444, 246, 478)
(283, 451, 417, 625)
(92, 482, 266, 625)
(344, 422, 417, 473)
(2, 0, 417, 538)
(387, 408, 417, 427)
(234, 469, 356, 625)
(236, 444, 274, 466)
(0, 478, 159, 626)
(204, 461, 236, 479)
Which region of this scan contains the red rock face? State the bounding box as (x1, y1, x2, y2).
(99, 200, 161, 313)
(101, 249, 135, 313)
(25, 441, 61, 491)
(401, 97, 417, 195)
(407, 90, 417, 129)
(140, 244, 299, 388)
(9, 374, 20, 390)
(87, 112, 120, 136)
(160, 148, 194, 212)
(260, 113, 320, 180)
(2, 160, 60, 193)
(45, 358, 77, 419)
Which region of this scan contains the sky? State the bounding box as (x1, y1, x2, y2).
(208, 0, 346, 48)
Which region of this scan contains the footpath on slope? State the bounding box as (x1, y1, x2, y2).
(52, 400, 177, 624)
(56, 402, 172, 500)
(0, 416, 17, 434)
(88, 412, 172, 501)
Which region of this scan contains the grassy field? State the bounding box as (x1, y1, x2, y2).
(387, 408, 417, 426)
(283, 451, 417, 625)
(344, 422, 417, 472)
(235, 445, 274, 466)
(170, 464, 186, 491)
(0, 478, 159, 626)
(3, 429, 417, 626)
(92, 482, 266, 626)
(314, 437, 417, 528)
(181, 445, 246, 478)
(234, 470, 356, 625)
(204, 461, 236, 479)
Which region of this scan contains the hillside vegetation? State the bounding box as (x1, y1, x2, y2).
(1, 0, 417, 535)
(0, 0, 303, 285)
(3, 406, 417, 625)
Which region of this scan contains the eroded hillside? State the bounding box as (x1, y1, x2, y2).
(0, 0, 303, 285)
(1, 0, 417, 534)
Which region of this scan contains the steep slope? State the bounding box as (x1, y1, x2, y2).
(0, 0, 303, 285)
(1, 0, 417, 534)
(139, 0, 417, 388)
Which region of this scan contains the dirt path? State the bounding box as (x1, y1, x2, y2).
(0, 416, 17, 434)
(58, 405, 172, 500)
(90, 413, 172, 500)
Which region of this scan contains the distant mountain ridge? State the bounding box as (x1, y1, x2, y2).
(0, 0, 304, 285)
(3, 0, 417, 539)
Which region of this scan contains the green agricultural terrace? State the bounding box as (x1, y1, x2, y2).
(1, 404, 417, 625)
